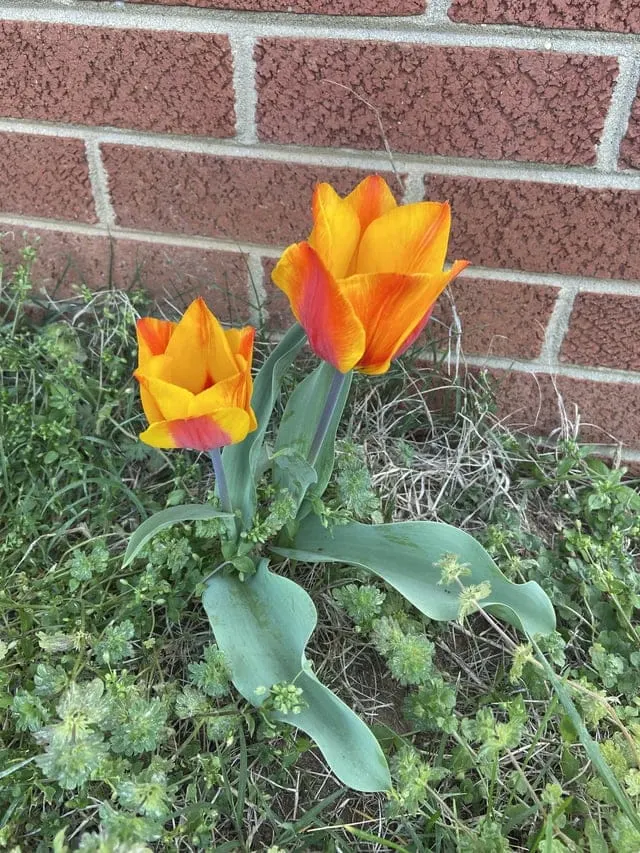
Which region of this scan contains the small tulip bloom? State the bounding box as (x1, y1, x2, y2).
(272, 175, 469, 375)
(134, 297, 257, 451)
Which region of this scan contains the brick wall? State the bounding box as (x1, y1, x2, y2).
(1, 1, 640, 460)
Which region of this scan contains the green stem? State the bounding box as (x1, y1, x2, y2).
(209, 449, 232, 515)
(308, 368, 349, 468)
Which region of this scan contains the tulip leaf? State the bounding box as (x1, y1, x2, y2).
(223, 324, 307, 528)
(274, 361, 352, 510)
(271, 448, 318, 504)
(202, 559, 391, 792)
(123, 505, 233, 567)
(273, 517, 556, 637)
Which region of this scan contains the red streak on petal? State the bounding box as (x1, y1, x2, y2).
(169, 416, 231, 451)
(395, 306, 435, 358)
(137, 318, 173, 356)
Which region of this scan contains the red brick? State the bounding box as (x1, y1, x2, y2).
(426, 175, 640, 281)
(560, 292, 640, 371)
(260, 256, 292, 329)
(0, 133, 96, 223)
(0, 22, 235, 137)
(101, 145, 402, 244)
(256, 39, 617, 165)
(114, 241, 251, 321)
(620, 86, 640, 170)
(433, 278, 558, 359)
(492, 369, 640, 448)
(128, 0, 423, 12)
(449, 0, 640, 34)
(0, 230, 250, 321)
(0, 229, 109, 293)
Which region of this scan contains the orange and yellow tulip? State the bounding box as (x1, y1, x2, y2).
(134, 297, 257, 451)
(272, 175, 469, 375)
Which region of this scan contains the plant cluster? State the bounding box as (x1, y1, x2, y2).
(2, 243, 640, 851)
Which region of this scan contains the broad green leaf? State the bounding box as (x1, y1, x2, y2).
(223, 324, 307, 528)
(274, 361, 352, 508)
(202, 559, 390, 792)
(533, 641, 640, 832)
(122, 505, 232, 567)
(273, 517, 555, 637)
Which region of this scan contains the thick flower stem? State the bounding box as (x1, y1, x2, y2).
(308, 368, 349, 468)
(209, 448, 232, 515)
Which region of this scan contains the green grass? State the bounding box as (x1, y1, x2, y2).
(2, 246, 640, 852)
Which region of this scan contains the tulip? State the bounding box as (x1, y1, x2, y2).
(272, 175, 469, 375)
(134, 297, 257, 452)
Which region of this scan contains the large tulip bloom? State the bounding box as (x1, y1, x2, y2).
(134, 298, 257, 451)
(272, 175, 469, 375)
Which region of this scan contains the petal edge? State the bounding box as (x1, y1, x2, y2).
(272, 242, 366, 373)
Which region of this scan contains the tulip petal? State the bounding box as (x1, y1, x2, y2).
(134, 373, 193, 422)
(345, 175, 397, 233)
(139, 420, 178, 449)
(140, 409, 252, 451)
(189, 373, 249, 417)
(219, 326, 255, 416)
(163, 297, 238, 394)
(138, 385, 164, 424)
(356, 202, 451, 276)
(271, 242, 366, 373)
(308, 183, 361, 280)
(136, 317, 175, 369)
(172, 409, 252, 451)
(341, 264, 465, 375)
(225, 325, 255, 373)
(393, 260, 470, 359)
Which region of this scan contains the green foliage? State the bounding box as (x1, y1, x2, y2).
(461, 699, 526, 763)
(222, 322, 307, 528)
(3, 252, 640, 849)
(372, 616, 435, 686)
(334, 440, 382, 520)
(244, 484, 297, 544)
(202, 559, 391, 791)
(188, 644, 231, 699)
(94, 621, 135, 665)
(390, 745, 448, 815)
(333, 585, 459, 733)
(458, 819, 511, 853)
(108, 693, 168, 756)
(174, 686, 210, 720)
(273, 360, 353, 508)
(35, 680, 110, 789)
(11, 689, 49, 732)
(332, 582, 386, 630)
(268, 681, 307, 715)
(116, 761, 172, 820)
(275, 515, 556, 636)
(122, 504, 233, 568)
(405, 676, 458, 734)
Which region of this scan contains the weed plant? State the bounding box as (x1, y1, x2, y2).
(1, 247, 640, 851)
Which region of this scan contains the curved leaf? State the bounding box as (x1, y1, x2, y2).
(123, 505, 232, 567)
(202, 560, 390, 792)
(222, 324, 307, 528)
(273, 517, 555, 637)
(274, 361, 352, 509)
